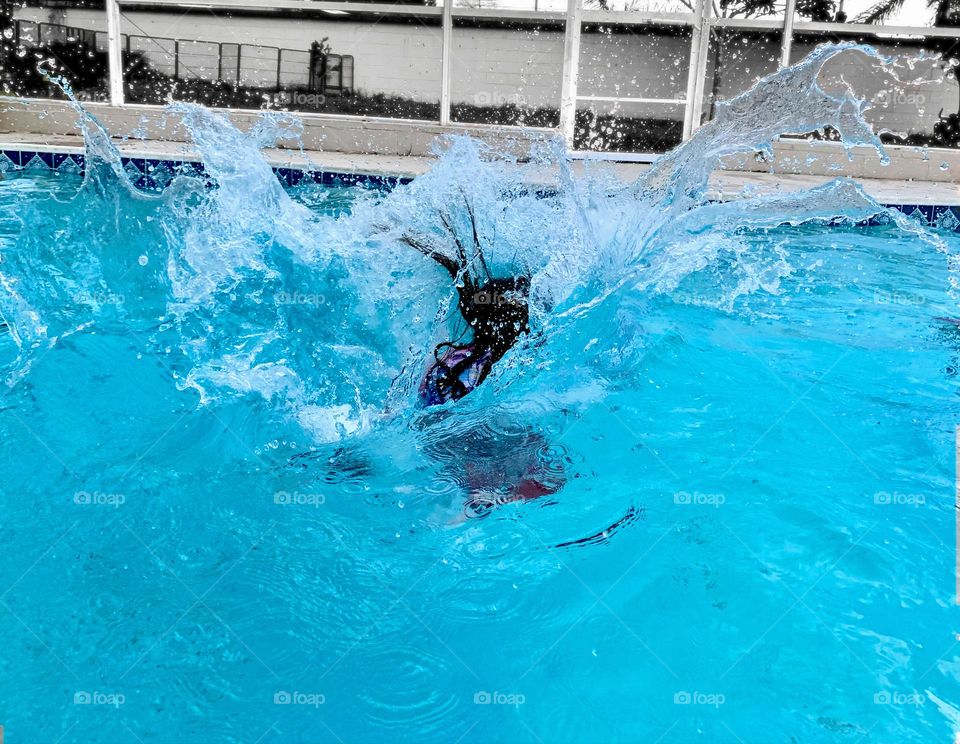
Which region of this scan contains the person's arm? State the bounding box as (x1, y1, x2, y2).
(392, 200, 483, 293)
(398, 232, 461, 281)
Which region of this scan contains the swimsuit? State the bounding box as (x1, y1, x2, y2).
(419, 343, 494, 407)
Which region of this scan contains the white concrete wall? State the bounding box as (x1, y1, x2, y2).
(6, 98, 960, 182)
(0, 96, 554, 158)
(12, 7, 960, 135)
(795, 40, 958, 137)
(16, 7, 691, 119)
(450, 24, 563, 108)
(16, 8, 446, 101)
(701, 33, 959, 137)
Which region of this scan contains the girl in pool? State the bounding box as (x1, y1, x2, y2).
(386, 195, 564, 515)
(398, 195, 531, 407)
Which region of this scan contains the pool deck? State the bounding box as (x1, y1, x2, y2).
(4, 132, 960, 206)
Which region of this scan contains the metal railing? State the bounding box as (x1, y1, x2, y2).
(13, 19, 354, 94)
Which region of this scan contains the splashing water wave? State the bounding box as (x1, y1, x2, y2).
(0, 44, 951, 449)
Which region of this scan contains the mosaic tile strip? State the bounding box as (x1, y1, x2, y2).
(0, 149, 412, 195)
(2, 149, 957, 230)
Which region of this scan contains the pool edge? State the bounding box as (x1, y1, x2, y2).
(3, 144, 960, 232)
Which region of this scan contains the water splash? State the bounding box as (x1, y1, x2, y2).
(0, 44, 950, 442)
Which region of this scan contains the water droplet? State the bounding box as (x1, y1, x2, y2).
(138, 255, 148, 266)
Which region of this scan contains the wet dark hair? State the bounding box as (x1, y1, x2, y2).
(398, 191, 531, 363)
(459, 278, 529, 361)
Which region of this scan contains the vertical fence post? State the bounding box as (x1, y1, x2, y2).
(237, 45, 242, 87)
(780, 0, 797, 67)
(173, 39, 180, 79)
(685, 0, 712, 136)
(276, 48, 282, 90)
(559, 0, 582, 147)
(1, 5, 14, 88)
(105, 0, 124, 105)
(440, 0, 452, 125)
(681, 0, 708, 140)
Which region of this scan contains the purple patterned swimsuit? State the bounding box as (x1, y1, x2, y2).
(419, 343, 494, 407)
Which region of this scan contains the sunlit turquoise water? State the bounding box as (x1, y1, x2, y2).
(1, 43, 960, 742)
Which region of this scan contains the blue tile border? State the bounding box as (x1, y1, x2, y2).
(0, 148, 413, 195)
(883, 202, 960, 231)
(3, 148, 960, 231)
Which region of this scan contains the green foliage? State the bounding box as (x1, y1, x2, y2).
(855, 0, 960, 25)
(2, 39, 108, 96)
(720, 0, 836, 21)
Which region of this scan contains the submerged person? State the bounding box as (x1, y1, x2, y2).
(398, 198, 531, 407)
(388, 195, 566, 517)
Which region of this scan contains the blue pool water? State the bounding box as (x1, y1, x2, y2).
(1, 45, 960, 742)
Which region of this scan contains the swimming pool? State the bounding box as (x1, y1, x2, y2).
(1, 44, 960, 742)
